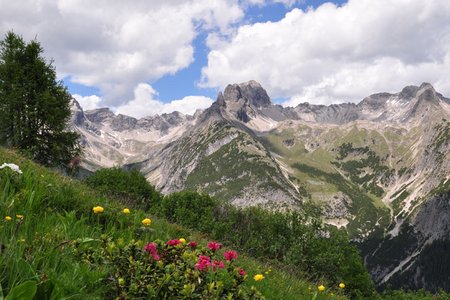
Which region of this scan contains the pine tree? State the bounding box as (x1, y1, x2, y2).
(0, 31, 80, 167)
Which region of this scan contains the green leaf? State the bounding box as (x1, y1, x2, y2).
(6, 281, 37, 300)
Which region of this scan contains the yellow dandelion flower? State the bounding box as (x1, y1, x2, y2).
(253, 274, 264, 281)
(5, 216, 12, 221)
(123, 208, 130, 214)
(92, 206, 104, 214)
(318, 285, 325, 292)
(16, 214, 24, 219)
(142, 218, 152, 226)
(179, 238, 186, 243)
(339, 282, 345, 289)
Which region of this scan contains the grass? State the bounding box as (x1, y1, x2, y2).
(0, 147, 345, 299)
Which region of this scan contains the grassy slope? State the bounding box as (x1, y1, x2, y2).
(0, 148, 345, 300)
(180, 121, 300, 210)
(261, 126, 392, 237)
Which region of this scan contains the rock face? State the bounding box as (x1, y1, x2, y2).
(70, 103, 198, 171)
(72, 81, 450, 291)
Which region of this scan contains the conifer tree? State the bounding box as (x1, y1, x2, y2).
(0, 31, 80, 166)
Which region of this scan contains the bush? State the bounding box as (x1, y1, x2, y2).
(160, 191, 216, 232)
(85, 168, 162, 212)
(76, 236, 263, 299)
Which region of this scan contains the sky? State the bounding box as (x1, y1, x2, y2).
(1, 0, 450, 118)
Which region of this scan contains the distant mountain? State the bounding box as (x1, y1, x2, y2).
(71, 81, 450, 291)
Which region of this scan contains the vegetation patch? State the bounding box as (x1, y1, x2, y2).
(332, 143, 395, 197)
(292, 163, 390, 236)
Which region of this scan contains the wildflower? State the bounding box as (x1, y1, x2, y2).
(92, 206, 104, 214)
(123, 208, 130, 214)
(141, 218, 151, 226)
(238, 268, 246, 276)
(339, 282, 345, 289)
(212, 260, 225, 271)
(318, 285, 325, 292)
(196, 255, 211, 272)
(179, 238, 186, 244)
(16, 214, 24, 219)
(144, 242, 160, 260)
(253, 274, 264, 281)
(224, 250, 238, 261)
(188, 241, 197, 249)
(166, 239, 181, 246)
(0, 163, 22, 174)
(5, 216, 12, 221)
(207, 241, 222, 251)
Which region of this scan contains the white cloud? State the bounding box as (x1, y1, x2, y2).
(201, 0, 450, 106)
(0, 0, 244, 106)
(242, 0, 304, 7)
(114, 83, 213, 118)
(73, 94, 102, 111)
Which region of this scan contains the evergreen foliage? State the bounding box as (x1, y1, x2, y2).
(0, 32, 80, 167)
(85, 167, 162, 211)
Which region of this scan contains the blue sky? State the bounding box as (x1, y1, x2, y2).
(1, 0, 449, 117)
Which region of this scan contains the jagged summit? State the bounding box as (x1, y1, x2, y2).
(416, 82, 440, 104)
(216, 80, 271, 108)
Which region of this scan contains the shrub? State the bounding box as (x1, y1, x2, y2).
(85, 168, 161, 211)
(160, 191, 216, 232)
(75, 236, 263, 299)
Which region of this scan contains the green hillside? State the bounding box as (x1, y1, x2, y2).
(2, 148, 449, 299)
(0, 148, 346, 299)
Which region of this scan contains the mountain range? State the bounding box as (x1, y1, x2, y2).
(70, 80, 450, 291)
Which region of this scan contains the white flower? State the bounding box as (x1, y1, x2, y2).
(0, 163, 23, 174)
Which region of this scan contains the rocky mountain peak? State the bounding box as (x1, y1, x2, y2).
(417, 82, 440, 104)
(70, 98, 85, 126)
(238, 80, 271, 108)
(217, 80, 271, 108)
(84, 107, 116, 123)
(398, 82, 438, 102)
(399, 85, 420, 99)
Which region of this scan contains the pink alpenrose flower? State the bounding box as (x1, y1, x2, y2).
(212, 260, 225, 271)
(143, 242, 160, 261)
(166, 239, 181, 246)
(196, 255, 211, 272)
(224, 250, 238, 261)
(207, 241, 222, 251)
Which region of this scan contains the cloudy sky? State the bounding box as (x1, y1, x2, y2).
(1, 0, 450, 117)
